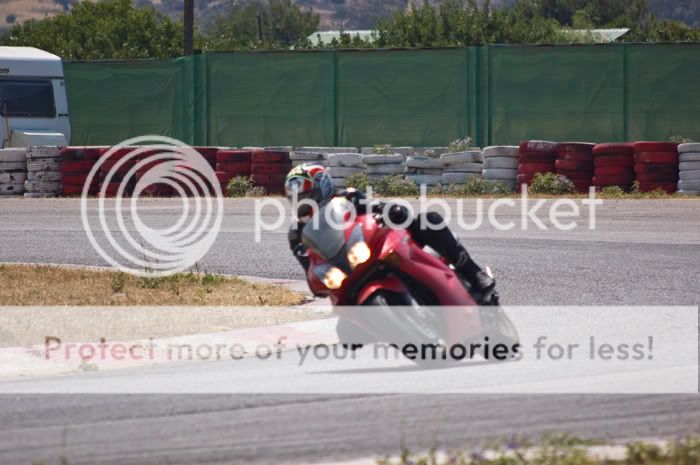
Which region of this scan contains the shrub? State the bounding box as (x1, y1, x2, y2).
(447, 137, 473, 153)
(345, 173, 369, 191)
(373, 144, 393, 155)
(373, 175, 419, 196)
(447, 176, 511, 195)
(600, 186, 625, 197)
(529, 172, 575, 195)
(226, 176, 254, 197)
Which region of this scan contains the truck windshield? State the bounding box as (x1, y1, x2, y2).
(0, 79, 55, 118)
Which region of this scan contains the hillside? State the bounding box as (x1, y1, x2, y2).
(0, 0, 697, 32)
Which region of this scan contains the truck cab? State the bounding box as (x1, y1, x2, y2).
(0, 46, 70, 147)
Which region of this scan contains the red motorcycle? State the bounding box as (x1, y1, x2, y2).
(301, 198, 519, 366)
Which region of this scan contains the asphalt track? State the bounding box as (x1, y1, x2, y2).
(0, 198, 699, 465)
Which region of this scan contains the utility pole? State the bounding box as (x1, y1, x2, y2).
(184, 0, 194, 55)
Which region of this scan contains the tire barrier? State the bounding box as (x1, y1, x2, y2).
(405, 156, 443, 187)
(592, 143, 635, 190)
(251, 150, 290, 194)
(60, 147, 103, 196)
(633, 142, 679, 193)
(361, 146, 414, 156)
(482, 146, 519, 191)
(517, 141, 558, 191)
(678, 147, 700, 195)
(25, 147, 61, 197)
(555, 142, 595, 193)
(327, 153, 365, 188)
(441, 150, 483, 186)
(413, 147, 449, 157)
(0, 148, 27, 196)
(214, 150, 252, 193)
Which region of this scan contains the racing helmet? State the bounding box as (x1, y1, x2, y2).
(284, 164, 335, 219)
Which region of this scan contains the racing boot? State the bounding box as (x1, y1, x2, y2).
(452, 246, 496, 297)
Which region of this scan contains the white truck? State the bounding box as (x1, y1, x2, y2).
(0, 46, 71, 148)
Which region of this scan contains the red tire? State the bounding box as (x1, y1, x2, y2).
(251, 162, 292, 175)
(558, 151, 593, 162)
(633, 152, 679, 165)
(520, 151, 558, 163)
(215, 171, 232, 184)
(519, 140, 558, 153)
(592, 143, 634, 156)
(217, 150, 253, 163)
(61, 160, 95, 174)
(636, 172, 678, 183)
(637, 182, 677, 193)
(632, 142, 678, 153)
(592, 175, 634, 186)
(518, 162, 555, 175)
(594, 154, 634, 168)
(216, 162, 252, 176)
(556, 171, 592, 181)
(595, 166, 633, 177)
(61, 174, 98, 187)
(252, 173, 286, 185)
(260, 184, 285, 195)
(60, 147, 102, 161)
(556, 142, 595, 153)
(634, 163, 678, 174)
(555, 159, 593, 171)
(251, 151, 289, 164)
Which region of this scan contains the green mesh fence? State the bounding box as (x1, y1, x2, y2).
(64, 44, 700, 147)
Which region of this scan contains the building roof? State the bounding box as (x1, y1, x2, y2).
(307, 30, 376, 46)
(559, 28, 630, 43)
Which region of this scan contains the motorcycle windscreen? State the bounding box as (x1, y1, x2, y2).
(301, 198, 351, 263)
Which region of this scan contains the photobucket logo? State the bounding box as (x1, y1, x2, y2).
(254, 185, 603, 240)
(80, 135, 223, 277)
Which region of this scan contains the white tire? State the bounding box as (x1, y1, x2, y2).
(441, 172, 481, 184)
(264, 146, 293, 151)
(678, 143, 700, 154)
(27, 159, 60, 172)
(679, 170, 700, 181)
(482, 146, 519, 158)
(680, 153, 700, 163)
(296, 147, 358, 154)
(0, 148, 26, 162)
(326, 153, 364, 167)
(678, 179, 700, 191)
(484, 156, 519, 170)
(28, 170, 61, 182)
(405, 156, 443, 169)
(441, 150, 483, 165)
(290, 151, 326, 161)
(24, 192, 56, 198)
(0, 182, 24, 195)
(0, 161, 26, 171)
(292, 160, 325, 167)
(521, 140, 557, 152)
(24, 180, 61, 193)
(363, 154, 404, 165)
(483, 168, 518, 179)
(0, 172, 26, 183)
(391, 147, 414, 156)
(406, 174, 441, 185)
(332, 177, 346, 188)
(405, 167, 442, 176)
(413, 147, 448, 157)
(26, 146, 60, 159)
(366, 164, 406, 175)
(679, 161, 700, 171)
(328, 166, 364, 177)
(442, 162, 483, 173)
(676, 189, 700, 196)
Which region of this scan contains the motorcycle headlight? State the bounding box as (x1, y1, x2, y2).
(322, 266, 347, 290)
(347, 224, 371, 269)
(348, 241, 371, 268)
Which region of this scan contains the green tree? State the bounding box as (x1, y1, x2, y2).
(0, 0, 183, 60)
(206, 0, 319, 50)
(374, 0, 567, 47)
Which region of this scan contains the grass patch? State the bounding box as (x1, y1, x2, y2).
(380, 434, 700, 465)
(226, 176, 266, 197)
(0, 264, 303, 306)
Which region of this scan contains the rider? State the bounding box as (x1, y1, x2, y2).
(284, 164, 495, 296)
